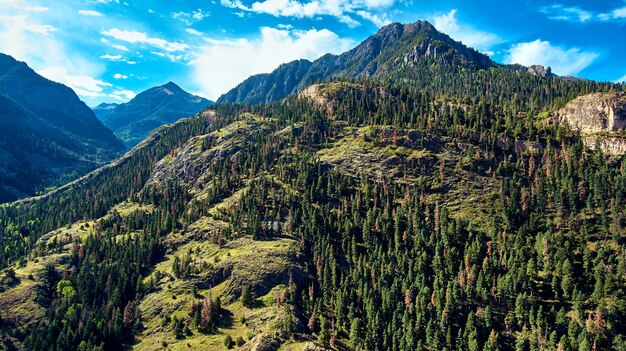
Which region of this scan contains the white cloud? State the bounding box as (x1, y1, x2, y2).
(101, 54, 122, 60)
(100, 38, 130, 51)
(109, 89, 135, 101)
(78, 10, 104, 17)
(101, 28, 189, 53)
(111, 43, 129, 51)
(100, 53, 137, 64)
(504, 40, 599, 76)
(27, 23, 57, 35)
(0, 0, 130, 105)
(37, 66, 112, 97)
(615, 74, 626, 83)
(113, 73, 128, 79)
(186, 28, 203, 36)
(220, 0, 395, 26)
(541, 3, 626, 22)
(431, 9, 500, 53)
(355, 10, 389, 27)
(172, 9, 209, 25)
(0, 14, 65, 65)
(608, 6, 626, 19)
(540, 5, 592, 22)
(25, 6, 48, 12)
(150, 51, 187, 63)
(338, 15, 361, 28)
(192, 26, 355, 100)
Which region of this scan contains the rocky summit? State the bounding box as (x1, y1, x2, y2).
(218, 21, 495, 104)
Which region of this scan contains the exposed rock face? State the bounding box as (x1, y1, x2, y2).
(239, 333, 281, 351)
(583, 135, 626, 156)
(557, 92, 626, 133)
(528, 65, 552, 77)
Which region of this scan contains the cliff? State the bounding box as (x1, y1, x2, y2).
(556, 92, 626, 133)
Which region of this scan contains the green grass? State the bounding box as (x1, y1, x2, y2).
(134, 237, 297, 351)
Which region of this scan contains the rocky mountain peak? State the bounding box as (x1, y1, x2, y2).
(528, 65, 553, 77)
(218, 19, 496, 104)
(96, 81, 212, 147)
(160, 81, 183, 94)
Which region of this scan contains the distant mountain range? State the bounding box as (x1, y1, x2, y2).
(0, 53, 124, 203)
(94, 82, 212, 147)
(92, 102, 119, 120)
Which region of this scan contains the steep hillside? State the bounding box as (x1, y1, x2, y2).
(0, 53, 124, 203)
(217, 20, 496, 104)
(1, 63, 625, 351)
(218, 59, 313, 105)
(98, 82, 213, 147)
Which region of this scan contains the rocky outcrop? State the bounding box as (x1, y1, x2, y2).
(239, 333, 282, 351)
(555, 92, 626, 155)
(556, 92, 626, 133)
(583, 135, 626, 156)
(528, 65, 552, 77)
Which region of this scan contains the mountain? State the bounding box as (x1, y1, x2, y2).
(92, 102, 119, 120)
(97, 82, 213, 147)
(1, 20, 626, 351)
(0, 53, 124, 203)
(218, 20, 495, 104)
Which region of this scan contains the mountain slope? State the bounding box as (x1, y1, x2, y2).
(98, 82, 213, 147)
(92, 102, 119, 120)
(0, 53, 124, 203)
(2, 72, 625, 351)
(218, 59, 312, 104)
(217, 20, 495, 104)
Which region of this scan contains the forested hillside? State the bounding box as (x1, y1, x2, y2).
(0, 54, 124, 203)
(0, 20, 625, 351)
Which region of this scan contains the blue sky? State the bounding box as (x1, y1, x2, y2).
(1, 0, 625, 106)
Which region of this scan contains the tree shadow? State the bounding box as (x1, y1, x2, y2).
(217, 308, 234, 329)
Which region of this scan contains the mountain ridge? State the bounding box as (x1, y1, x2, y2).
(0, 53, 124, 202)
(96, 81, 213, 147)
(217, 20, 497, 104)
